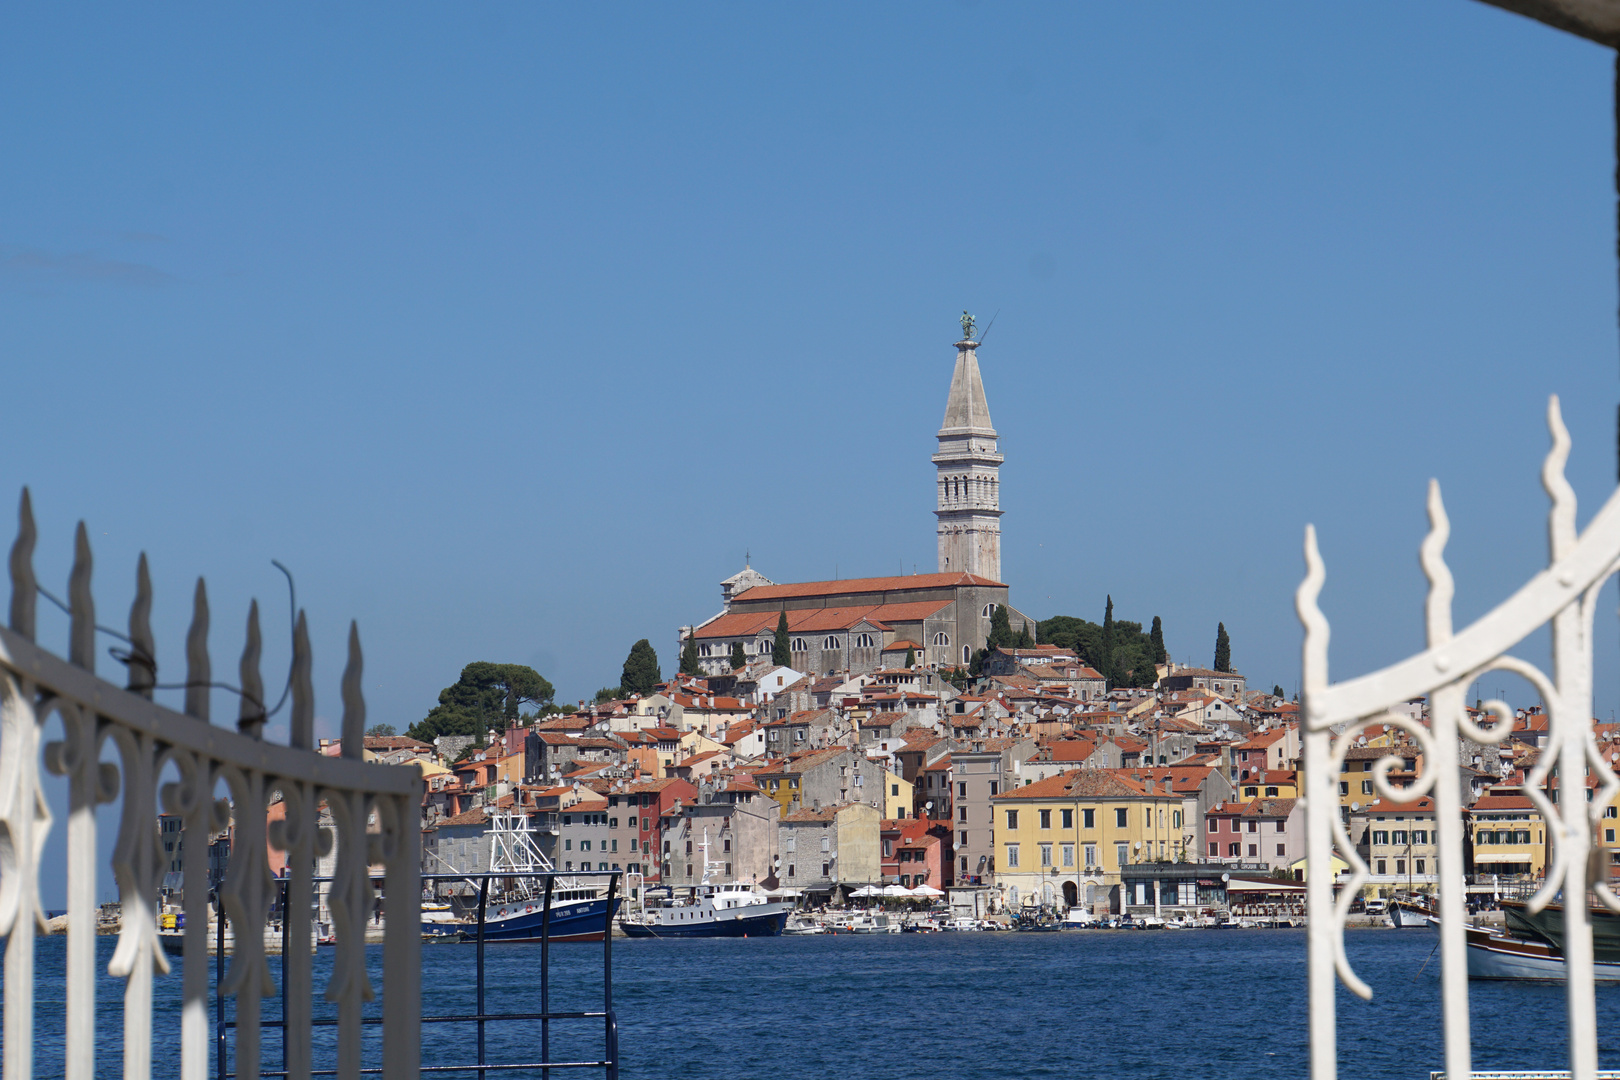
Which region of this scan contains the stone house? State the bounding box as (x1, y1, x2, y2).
(951, 736, 1036, 885)
(777, 802, 882, 901)
(656, 773, 779, 888)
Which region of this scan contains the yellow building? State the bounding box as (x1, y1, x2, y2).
(878, 764, 915, 820)
(1235, 769, 1299, 802)
(1468, 793, 1545, 881)
(990, 769, 1183, 913)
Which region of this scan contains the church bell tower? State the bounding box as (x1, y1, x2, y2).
(933, 318, 1003, 581)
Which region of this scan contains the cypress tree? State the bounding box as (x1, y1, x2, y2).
(679, 634, 702, 676)
(987, 605, 1014, 651)
(1100, 595, 1116, 687)
(729, 641, 746, 670)
(1149, 616, 1167, 665)
(904, 645, 916, 668)
(1014, 624, 1033, 649)
(772, 611, 791, 666)
(621, 639, 661, 696)
(1272, 684, 1285, 699)
(1214, 622, 1232, 673)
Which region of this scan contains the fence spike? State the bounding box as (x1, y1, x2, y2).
(9, 487, 36, 640)
(290, 610, 313, 749)
(69, 522, 94, 672)
(128, 553, 155, 698)
(341, 621, 365, 759)
(1544, 394, 1577, 562)
(185, 578, 210, 721)
(239, 599, 265, 739)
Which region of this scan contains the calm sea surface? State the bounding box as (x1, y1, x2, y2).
(9, 928, 1620, 1078)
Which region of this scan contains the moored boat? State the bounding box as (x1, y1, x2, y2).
(439, 810, 618, 943)
(1466, 924, 1620, 982)
(618, 832, 791, 938)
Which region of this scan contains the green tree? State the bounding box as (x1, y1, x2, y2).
(987, 605, 1015, 651)
(904, 645, 916, 667)
(365, 723, 396, 737)
(1149, 616, 1167, 665)
(679, 633, 702, 676)
(772, 611, 791, 666)
(594, 686, 621, 704)
(405, 662, 556, 743)
(1100, 596, 1116, 687)
(621, 639, 661, 696)
(968, 647, 988, 677)
(1272, 684, 1285, 699)
(1214, 623, 1232, 673)
(729, 641, 746, 670)
(1013, 623, 1033, 649)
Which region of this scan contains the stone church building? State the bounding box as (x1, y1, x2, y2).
(684, 331, 1032, 677)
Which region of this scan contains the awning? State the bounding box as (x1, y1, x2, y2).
(1475, 854, 1533, 863)
(1225, 878, 1307, 893)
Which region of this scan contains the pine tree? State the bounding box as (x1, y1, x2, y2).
(1149, 616, 1167, 665)
(904, 645, 916, 668)
(621, 639, 661, 696)
(1100, 595, 1116, 687)
(1214, 623, 1232, 673)
(729, 641, 746, 670)
(679, 634, 702, 676)
(772, 611, 791, 666)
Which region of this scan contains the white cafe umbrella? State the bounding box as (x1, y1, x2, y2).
(909, 884, 944, 897)
(882, 884, 914, 897)
(850, 885, 882, 897)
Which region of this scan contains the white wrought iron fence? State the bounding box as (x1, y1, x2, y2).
(1302, 397, 1620, 1080)
(0, 489, 421, 1080)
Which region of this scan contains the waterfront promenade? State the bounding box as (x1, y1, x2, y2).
(14, 929, 1617, 1079)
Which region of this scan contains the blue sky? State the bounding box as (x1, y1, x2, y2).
(2, 1, 1616, 753)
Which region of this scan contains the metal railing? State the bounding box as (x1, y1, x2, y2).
(211, 870, 619, 1079)
(0, 490, 422, 1080)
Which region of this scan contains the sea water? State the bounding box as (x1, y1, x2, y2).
(8, 929, 1620, 1078)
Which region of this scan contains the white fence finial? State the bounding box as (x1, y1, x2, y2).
(341, 621, 365, 759)
(290, 610, 313, 749)
(1421, 480, 1453, 646)
(185, 578, 210, 721)
(129, 554, 155, 698)
(239, 599, 264, 739)
(1544, 394, 1576, 562)
(69, 523, 93, 672)
(10, 488, 35, 640)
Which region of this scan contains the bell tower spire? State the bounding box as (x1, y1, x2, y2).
(933, 317, 1003, 581)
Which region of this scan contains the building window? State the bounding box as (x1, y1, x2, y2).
(1083, 844, 1096, 866)
(823, 636, 840, 650)
(1006, 810, 1018, 830)
(1061, 844, 1074, 867)
(1061, 809, 1073, 829)
(791, 638, 808, 652)
(1265, 787, 1278, 797)
(1247, 844, 1257, 858)
(1361, 780, 1373, 795)
(1005, 844, 1019, 868)
(963, 645, 971, 663)
(1416, 859, 1427, 874)
(958, 806, 968, 821)
(1228, 843, 1240, 857)
(1339, 782, 1349, 795)
(1371, 831, 1389, 846)
(1209, 842, 1219, 857)
(1114, 808, 1128, 828)
(958, 782, 967, 798)
(1083, 809, 1094, 829)
(932, 632, 950, 647)
(787, 864, 795, 877)
(982, 603, 998, 618)
(1039, 844, 1052, 867)
(1276, 844, 1285, 857)
(855, 633, 875, 649)
(821, 862, 830, 877)
(1039, 810, 1051, 829)
(1395, 860, 1406, 875)
(698, 644, 712, 658)
(1116, 843, 1129, 867)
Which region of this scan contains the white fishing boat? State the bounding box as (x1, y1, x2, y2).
(618, 832, 791, 938)
(1466, 924, 1620, 982)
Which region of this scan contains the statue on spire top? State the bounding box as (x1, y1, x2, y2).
(960, 311, 976, 341)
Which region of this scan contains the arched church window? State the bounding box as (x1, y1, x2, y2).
(699, 644, 712, 658)
(757, 639, 772, 653)
(791, 638, 808, 652)
(854, 633, 875, 649)
(963, 645, 972, 664)
(932, 632, 950, 647)
(982, 603, 998, 618)
(823, 636, 841, 651)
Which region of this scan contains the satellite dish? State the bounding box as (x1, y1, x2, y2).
(1221, 873, 1230, 882)
(925, 801, 934, 811)
(1350, 802, 1360, 811)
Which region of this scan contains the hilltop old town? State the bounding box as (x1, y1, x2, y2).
(156, 325, 1608, 925)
